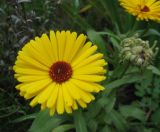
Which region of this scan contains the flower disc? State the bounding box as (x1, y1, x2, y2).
(13, 30, 107, 115)
(49, 61, 72, 83)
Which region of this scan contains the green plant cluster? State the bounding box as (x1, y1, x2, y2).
(1, 0, 160, 132)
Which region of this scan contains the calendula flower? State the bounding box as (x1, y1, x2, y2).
(13, 30, 107, 115)
(119, 0, 160, 21)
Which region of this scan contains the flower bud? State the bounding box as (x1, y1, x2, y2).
(119, 35, 158, 67)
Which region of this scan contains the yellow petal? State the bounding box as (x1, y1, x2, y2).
(73, 41, 92, 61)
(17, 75, 49, 82)
(77, 99, 87, 108)
(70, 79, 94, 92)
(62, 83, 73, 106)
(30, 95, 39, 107)
(74, 67, 105, 75)
(73, 53, 103, 69)
(71, 45, 97, 67)
(41, 102, 46, 110)
(24, 78, 52, 94)
(72, 75, 106, 82)
(69, 81, 95, 103)
(50, 31, 59, 61)
(74, 88, 93, 103)
(13, 67, 48, 75)
(63, 31, 77, 61)
(35, 36, 54, 64)
(69, 34, 87, 62)
(56, 86, 64, 114)
(47, 84, 59, 108)
(38, 82, 56, 104)
(19, 91, 25, 96)
(41, 34, 55, 61)
(28, 39, 53, 66)
(91, 83, 105, 92)
(56, 31, 66, 60)
(65, 82, 81, 100)
(70, 79, 104, 92)
(24, 93, 36, 99)
(16, 84, 23, 90)
(72, 100, 78, 110)
(64, 104, 72, 114)
(14, 73, 20, 78)
(49, 107, 56, 116)
(16, 51, 49, 71)
(86, 59, 107, 67)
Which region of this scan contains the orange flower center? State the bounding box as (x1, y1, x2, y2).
(140, 5, 150, 12)
(49, 61, 72, 83)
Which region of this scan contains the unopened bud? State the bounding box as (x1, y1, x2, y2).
(119, 35, 158, 67)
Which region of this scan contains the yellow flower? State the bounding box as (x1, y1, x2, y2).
(119, 0, 160, 21)
(13, 30, 107, 115)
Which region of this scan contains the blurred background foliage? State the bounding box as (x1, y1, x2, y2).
(1, 0, 160, 132)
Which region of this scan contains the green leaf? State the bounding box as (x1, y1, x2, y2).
(74, 109, 88, 132)
(18, 0, 31, 3)
(29, 109, 68, 132)
(100, 0, 122, 32)
(74, 0, 80, 9)
(0, 8, 5, 15)
(101, 125, 114, 132)
(110, 63, 129, 79)
(104, 96, 116, 113)
(143, 29, 160, 37)
(109, 110, 127, 132)
(62, 4, 91, 30)
(12, 113, 37, 123)
(85, 99, 104, 119)
(88, 119, 98, 132)
(120, 105, 145, 121)
(147, 65, 160, 76)
(97, 31, 121, 42)
(151, 108, 160, 124)
(52, 124, 74, 132)
(104, 73, 146, 95)
(87, 29, 108, 56)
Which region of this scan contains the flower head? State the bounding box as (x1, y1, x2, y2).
(119, 35, 158, 67)
(119, 0, 160, 21)
(13, 30, 107, 115)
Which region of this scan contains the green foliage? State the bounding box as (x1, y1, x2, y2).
(120, 105, 145, 121)
(87, 29, 108, 57)
(135, 72, 160, 111)
(29, 110, 70, 132)
(1, 0, 160, 132)
(73, 109, 88, 132)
